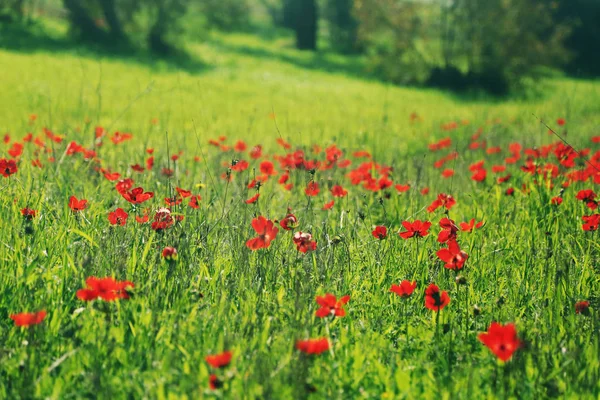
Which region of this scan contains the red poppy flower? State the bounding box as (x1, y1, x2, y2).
(136, 214, 149, 224)
(322, 200, 334, 210)
(76, 277, 134, 301)
(108, 208, 128, 226)
(576, 189, 597, 210)
(245, 193, 260, 204)
(260, 160, 277, 176)
(420, 187, 430, 195)
(331, 185, 348, 197)
(471, 168, 487, 182)
(0, 158, 18, 177)
(437, 217, 458, 243)
(441, 169, 454, 178)
(121, 187, 154, 204)
(582, 214, 600, 231)
(69, 195, 88, 212)
(315, 294, 350, 318)
(188, 195, 201, 209)
(478, 322, 521, 362)
(164, 196, 182, 206)
(205, 351, 232, 368)
(246, 216, 279, 250)
(231, 160, 249, 172)
(372, 225, 387, 240)
(390, 280, 417, 298)
(505, 188, 515, 196)
(209, 374, 223, 390)
(305, 181, 320, 196)
(8, 142, 23, 158)
(459, 219, 484, 233)
(424, 283, 450, 311)
(395, 184, 410, 193)
(557, 118, 566, 126)
(279, 214, 298, 230)
(437, 240, 468, 270)
(115, 178, 134, 193)
(20, 207, 37, 220)
(399, 220, 431, 239)
(551, 197, 563, 206)
(175, 187, 192, 198)
(293, 231, 317, 253)
(104, 172, 121, 181)
(131, 164, 145, 172)
(151, 208, 176, 231)
(575, 301, 590, 315)
(427, 193, 456, 213)
(162, 247, 178, 261)
(296, 338, 330, 355)
(10, 311, 47, 327)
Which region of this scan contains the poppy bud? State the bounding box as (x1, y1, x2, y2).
(473, 304, 481, 317)
(455, 275, 467, 285)
(162, 247, 178, 261)
(575, 301, 590, 316)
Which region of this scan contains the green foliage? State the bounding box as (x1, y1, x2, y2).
(354, 0, 430, 85)
(183, 0, 251, 32)
(555, 0, 600, 76)
(354, 0, 570, 94)
(323, 0, 360, 53)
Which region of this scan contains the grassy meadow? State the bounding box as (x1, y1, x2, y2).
(1, 25, 600, 399)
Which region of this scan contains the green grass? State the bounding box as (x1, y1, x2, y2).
(1, 25, 600, 399)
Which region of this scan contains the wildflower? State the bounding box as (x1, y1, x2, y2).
(372, 226, 387, 240)
(427, 193, 456, 213)
(305, 181, 320, 196)
(390, 281, 417, 298)
(551, 197, 563, 206)
(0, 158, 18, 177)
(162, 247, 178, 261)
(20, 208, 37, 220)
(399, 220, 431, 239)
(209, 374, 223, 390)
(437, 240, 468, 270)
(293, 231, 317, 253)
(424, 284, 450, 311)
(245, 193, 260, 204)
(576, 189, 597, 210)
(582, 214, 600, 231)
(478, 322, 521, 362)
(459, 219, 484, 233)
(322, 200, 334, 210)
(331, 185, 348, 197)
(437, 217, 458, 243)
(315, 294, 350, 318)
(279, 214, 298, 230)
(10, 311, 46, 327)
(68, 195, 88, 212)
(205, 351, 232, 369)
(188, 195, 201, 209)
(108, 208, 128, 226)
(121, 187, 154, 204)
(575, 301, 590, 315)
(76, 277, 134, 301)
(246, 216, 279, 250)
(296, 338, 329, 355)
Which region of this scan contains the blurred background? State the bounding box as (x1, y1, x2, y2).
(0, 0, 598, 96)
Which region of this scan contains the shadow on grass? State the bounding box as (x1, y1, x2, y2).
(0, 22, 211, 74)
(208, 35, 372, 82)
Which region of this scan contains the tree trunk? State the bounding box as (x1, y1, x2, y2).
(295, 0, 317, 50)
